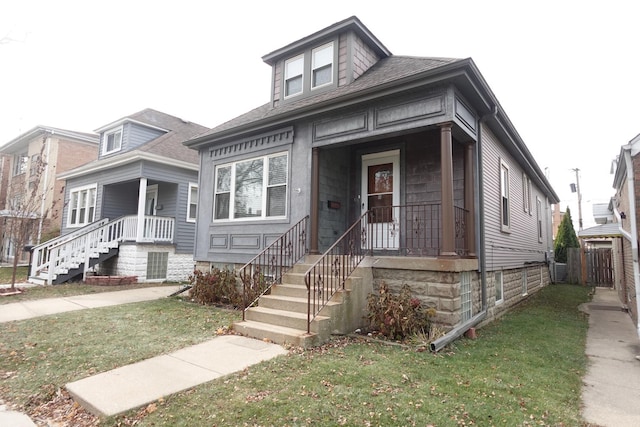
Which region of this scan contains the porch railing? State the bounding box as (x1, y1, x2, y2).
(239, 216, 309, 320)
(304, 203, 468, 332)
(30, 215, 175, 283)
(304, 211, 369, 333)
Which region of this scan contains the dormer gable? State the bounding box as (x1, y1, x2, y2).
(95, 115, 168, 159)
(262, 16, 391, 108)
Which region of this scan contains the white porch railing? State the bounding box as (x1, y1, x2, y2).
(30, 215, 174, 284)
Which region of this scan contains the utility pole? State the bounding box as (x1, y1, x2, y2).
(570, 168, 583, 230)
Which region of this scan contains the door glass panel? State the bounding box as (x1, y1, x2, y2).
(368, 163, 393, 194)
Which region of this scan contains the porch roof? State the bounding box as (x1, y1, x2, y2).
(578, 223, 621, 238)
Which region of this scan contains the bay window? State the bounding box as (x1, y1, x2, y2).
(68, 185, 97, 227)
(214, 152, 288, 220)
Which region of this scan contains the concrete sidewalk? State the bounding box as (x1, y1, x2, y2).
(581, 287, 640, 426)
(0, 285, 182, 323)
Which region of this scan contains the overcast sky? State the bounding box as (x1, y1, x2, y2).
(1, 0, 638, 229)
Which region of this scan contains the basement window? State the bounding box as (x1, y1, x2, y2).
(147, 252, 168, 280)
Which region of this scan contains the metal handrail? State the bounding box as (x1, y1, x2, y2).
(304, 211, 369, 333)
(239, 216, 309, 320)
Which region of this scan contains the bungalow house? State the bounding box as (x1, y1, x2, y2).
(184, 16, 559, 349)
(29, 109, 208, 285)
(0, 126, 99, 263)
(611, 133, 640, 337)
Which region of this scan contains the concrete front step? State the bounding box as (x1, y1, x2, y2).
(259, 294, 341, 313)
(233, 320, 319, 347)
(271, 283, 308, 298)
(245, 306, 330, 333)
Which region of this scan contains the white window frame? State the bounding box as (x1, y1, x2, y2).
(500, 159, 510, 232)
(103, 126, 123, 155)
(284, 55, 304, 98)
(67, 184, 97, 228)
(495, 271, 504, 304)
(522, 173, 532, 214)
(213, 152, 288, 222)
(187, 182, 198, 223)
(311, 42, 333, 89)
(13, 152, 28, 176)
(536, 197, 543, 243)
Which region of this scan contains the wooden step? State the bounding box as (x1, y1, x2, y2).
(233, 320, 319, 348)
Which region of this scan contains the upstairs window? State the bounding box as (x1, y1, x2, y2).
(187, 183, 198, 222)
(537, 197, 543, 242)
(68, 185, 97, 227)
(13, 152, 28, 176)
(284, 55, 303, 98)
(103, 126, 123, 154)
(312, 42, 333, 88)
(500, 160, 510, 232)
(214, 152, 288, 221)
(522, 173, 531, 214)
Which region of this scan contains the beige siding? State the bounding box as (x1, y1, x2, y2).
(482, 127, 550, 270)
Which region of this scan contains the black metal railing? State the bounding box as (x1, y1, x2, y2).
(304, 211, 369, 333)
(303, 203, 469, 332)
(239, 216, 309, 320)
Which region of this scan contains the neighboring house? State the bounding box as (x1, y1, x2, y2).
(29, 109, 208, 284)
(184, 16, 559, 348)
(552, 203, 565, 240)
(612, 132, 640, 337)
(0, 126, 99, 263)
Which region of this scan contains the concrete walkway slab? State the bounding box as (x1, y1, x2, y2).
(66, 335, 287, 417)
(581, 287, 640, 427)
(0, 286, 181, 323)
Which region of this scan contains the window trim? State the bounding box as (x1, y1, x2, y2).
(213, 151, 288, 222)
(67, 184, 97, 228)
(284, 54, 304, 99)
(522, 173, 532, 214)
(102, 126, 123, 155)
(186, 182, 198, 223)
(536, 197, 543, 243)
(500, 159, 510, 233)
(13, 152, 28, 176)
(311, 42, 334, 90)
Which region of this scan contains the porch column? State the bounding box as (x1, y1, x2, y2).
(464, 143, 477, 257)
(440, 122, 458, 257)
(136, 178, 147, 242)
(310, 148, 320, 254)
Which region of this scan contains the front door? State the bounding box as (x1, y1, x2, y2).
(144, 185, 158, 238)
(361, 150, 400, 249)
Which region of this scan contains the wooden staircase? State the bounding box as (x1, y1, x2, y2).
(234, 256, 365, 348)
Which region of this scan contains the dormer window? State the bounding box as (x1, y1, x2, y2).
(103, 126, 123, 154)
(312, 42, 333, 88)
(285, 55, 304, 98)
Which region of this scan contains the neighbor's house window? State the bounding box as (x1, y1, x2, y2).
(13, 152, 28, 176)
(536, 197, 543, 242)
(311, 42, 333, 89)
(68, 184, 97, 227)
(495, 271, 504, 304)
(214, 152, 288, 221)
(187, 183, 198, 222)
(500, 160, 510, 232)
(284, 55, 304, 98)
(30, 153, 41, 176)
(103, 126, 123, 155)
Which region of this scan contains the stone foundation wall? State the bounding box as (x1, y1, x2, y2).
(100, 244, 195, 282)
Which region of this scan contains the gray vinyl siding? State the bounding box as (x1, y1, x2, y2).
(482, 127, 548, 271)
(61, 160, 197, 253)
(126, 123, 165, 152)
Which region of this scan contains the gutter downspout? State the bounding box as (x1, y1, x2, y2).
(622, 148, 640, 337)
(431, 105, 497, 352)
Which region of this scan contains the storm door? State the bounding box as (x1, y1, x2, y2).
(361, 150, 400, 249)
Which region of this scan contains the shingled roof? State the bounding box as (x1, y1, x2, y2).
(189, 55, 463, 141)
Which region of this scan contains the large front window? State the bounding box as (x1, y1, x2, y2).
(68, 185, 97, 227)
(214, 152, 288, 220)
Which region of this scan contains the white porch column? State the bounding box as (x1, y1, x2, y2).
(137, 178, 147, 242)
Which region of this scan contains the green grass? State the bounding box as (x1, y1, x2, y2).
(0, 284, 592, 426)
(0, 266, 29, 284)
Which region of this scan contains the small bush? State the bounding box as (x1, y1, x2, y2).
(188, 268, 242, 307)
(367, 282, 435, 340)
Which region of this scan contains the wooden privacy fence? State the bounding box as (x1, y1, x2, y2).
(566, 247, 613, 286)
